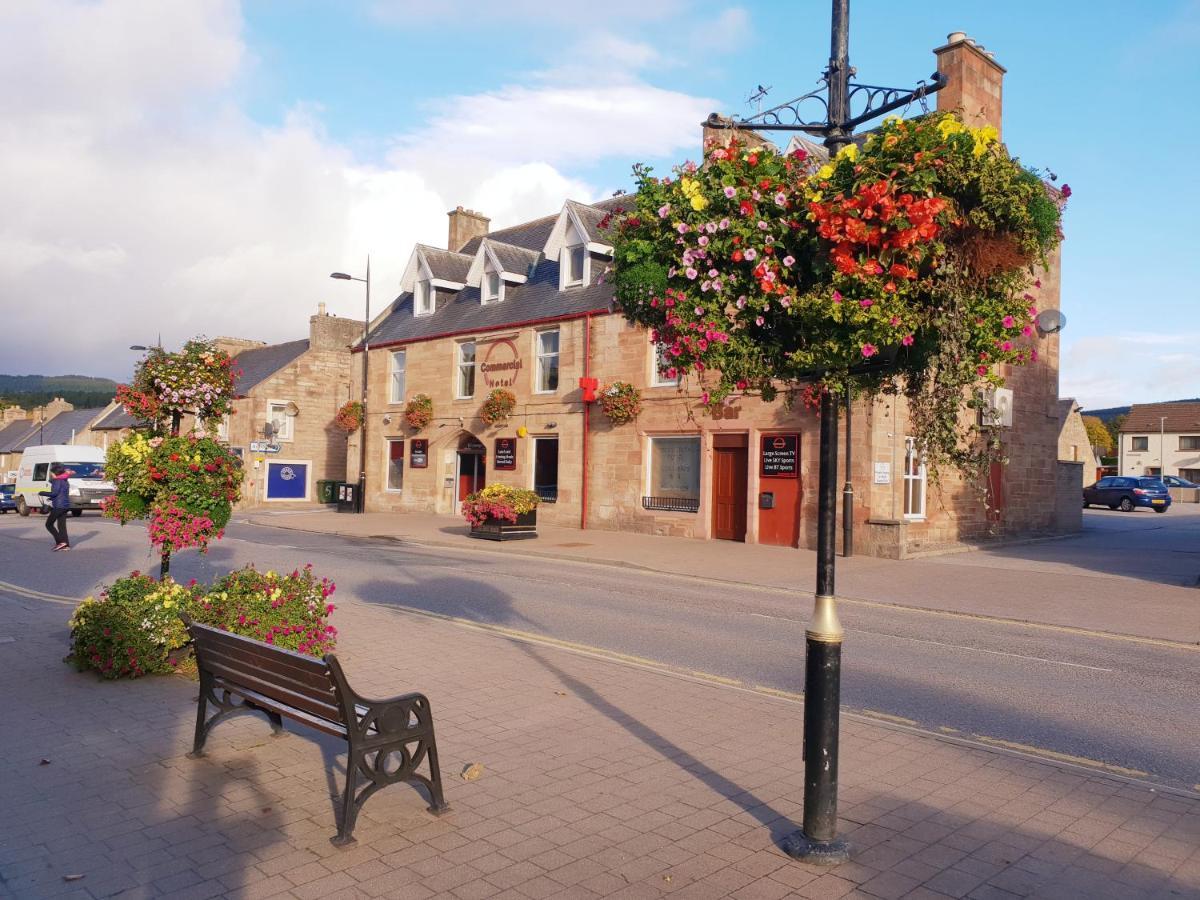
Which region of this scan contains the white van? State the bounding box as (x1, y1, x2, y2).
(14, 445, 116, 517)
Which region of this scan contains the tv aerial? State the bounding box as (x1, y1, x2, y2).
(747, 84, 772, 116)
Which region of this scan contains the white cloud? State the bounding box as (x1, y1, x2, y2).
(369, 0, 687, 25)
(0, 1, 716, 381)
(1063, 333, 1200, 409)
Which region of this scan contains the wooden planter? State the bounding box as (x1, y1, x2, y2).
(469, 510, 537, 541)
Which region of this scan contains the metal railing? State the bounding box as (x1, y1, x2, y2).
(641, 496, 700, 513)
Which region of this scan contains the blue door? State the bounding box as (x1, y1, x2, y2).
(266, 462, 308, 500)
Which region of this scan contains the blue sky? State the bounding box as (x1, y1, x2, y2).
(2, 0, 1197, 408)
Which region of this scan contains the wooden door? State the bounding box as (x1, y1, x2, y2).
(712, 447, 748, 542)
(458, 453, 484, 501)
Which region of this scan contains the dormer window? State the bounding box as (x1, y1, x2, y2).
(562, 243, 586, 288)
(483, 270, 502, 304)
(414, 279, 435, 316)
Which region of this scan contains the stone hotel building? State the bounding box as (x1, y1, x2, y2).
(348, 34, 1079, 557)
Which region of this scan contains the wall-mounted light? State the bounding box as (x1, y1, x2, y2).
(382, 414, 392, 425)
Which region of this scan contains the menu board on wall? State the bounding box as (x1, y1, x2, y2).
(760, 434, 799, 478)
(494, 437, 517, 470)
(410, 439, 429, 469)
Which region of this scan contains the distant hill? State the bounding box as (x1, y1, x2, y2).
(0, 374, 119, 411)
(1082, 398, 1200, 422)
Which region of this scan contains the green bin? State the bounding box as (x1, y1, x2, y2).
(316, 479, 338, 504)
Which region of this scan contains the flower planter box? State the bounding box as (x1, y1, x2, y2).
(469, 510, 537, 541)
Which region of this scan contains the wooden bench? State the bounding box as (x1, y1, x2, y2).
(182, 615, 448, 845)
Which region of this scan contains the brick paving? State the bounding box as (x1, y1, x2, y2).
(1, 587, 1198, 899)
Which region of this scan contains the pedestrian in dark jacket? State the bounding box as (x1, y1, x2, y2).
(41, 464, 72, 551)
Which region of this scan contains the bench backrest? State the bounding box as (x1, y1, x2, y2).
(184, 617, 345, 727)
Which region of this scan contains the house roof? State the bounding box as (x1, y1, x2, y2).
(422, 246, 473, 284)
(11, 409, 105, 451)
(0, 419, 36, 453)
(91, 404, 138, 430)
(232, 339, 309, 395)
(368, 197, 631, 348)
(1122, 402, 1200, 435)
(1054, 397, 1079, 426)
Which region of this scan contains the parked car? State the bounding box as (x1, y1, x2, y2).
(1083, 476, 1171, 513)
(0, 484, 16, 513)
(1159, 475, 1199, 489)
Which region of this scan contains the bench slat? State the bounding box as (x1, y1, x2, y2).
(197, 637, 337, 696)
(193, 626, 331, 678)
(213, 679, 349, 739)
(203, 652, 344, 723)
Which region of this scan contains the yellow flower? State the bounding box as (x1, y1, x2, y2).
(971, 124, 999, 157)
(938, 117, 965, 139)
(689, 194, 709, 211)
(816, 164, 834, 180)
(837, 144, 858, 161)
(162, 599, 174, 609)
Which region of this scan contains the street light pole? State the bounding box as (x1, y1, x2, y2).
(1160, 416, 1166, 477)
(331, 258, 371, 513)
(704, 0, 945, 864)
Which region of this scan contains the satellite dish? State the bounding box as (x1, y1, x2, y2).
(284, 401, 300, 417)
(1035, 309, 1066, 336)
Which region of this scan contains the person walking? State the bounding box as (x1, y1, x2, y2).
(41, 463, 72, 551)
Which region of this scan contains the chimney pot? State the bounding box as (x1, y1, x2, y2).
(318, 301, 327, 316)
(947, 31, 966, 43)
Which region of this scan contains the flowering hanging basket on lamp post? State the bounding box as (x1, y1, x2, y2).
(479, 388, 516, 426)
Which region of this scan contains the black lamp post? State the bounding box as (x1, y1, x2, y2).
(706, 0, 946, 864)
(331, 258, 371, 513)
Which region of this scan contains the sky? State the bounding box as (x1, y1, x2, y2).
(1, 0, 1197, 410)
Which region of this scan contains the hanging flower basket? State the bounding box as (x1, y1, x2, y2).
(600, 381, 642, 425)
(480, 388, 516, 426)
(334, 401, 363, 433)
(404, 394, 433, 430)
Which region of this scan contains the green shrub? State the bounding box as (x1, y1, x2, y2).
(191, 564, 337, 656)
(68, 574, 201, 678)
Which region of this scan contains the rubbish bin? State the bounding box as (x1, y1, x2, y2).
(316, 479, 337, 504)
(336, 481, 360, 513)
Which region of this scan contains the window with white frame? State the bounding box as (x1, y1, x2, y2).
(651, 343, 681, 387)
(903, 437, 926, 520)
(389, 350, 406, 404)
(646, 436, 701, 510)
(414, 280, 434, 316)
(456, 341, 476, 398)
(386, 438, 404, 491)
(483, 270, 502, 304)
(267, 401, 294, 442)
(535, 329, 560, 393)
(561, 243, 586, 288)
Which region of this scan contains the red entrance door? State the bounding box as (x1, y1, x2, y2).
(712, 446, 748, 542)
(458, 452, 485, 500)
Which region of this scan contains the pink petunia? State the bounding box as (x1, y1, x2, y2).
(832, 290, 842, 303)
(901, 334, 914, 346)
(658, 204, 671, 218)
(698, 235, 709, 247)
(744, 248, 758, 261)
(755, 316, 765, 326)
(1002, 315, 1015, 328)
(860, 299, 873, 308)
(783, 255, 795, 267)
(861, 344, 878, 358)
(724, 186, 737, 198)
(686, 267, 698, 280)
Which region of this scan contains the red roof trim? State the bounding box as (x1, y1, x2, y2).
(353, 308, 613, 353)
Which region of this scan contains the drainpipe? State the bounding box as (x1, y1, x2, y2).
(581, 313, 591, 530)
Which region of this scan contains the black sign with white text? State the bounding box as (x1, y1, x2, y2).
(494, 437, 517, 471)
(410, 439, 428, 469)
(760, 434, 799, 478)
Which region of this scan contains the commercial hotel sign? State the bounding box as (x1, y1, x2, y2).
(480, 338, 523, 388)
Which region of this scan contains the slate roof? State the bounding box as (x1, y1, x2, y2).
(1122, 402, 1200, 435)
(91, 405, 138, 430)
(0, 419, 36, 453)
(11, 409, 105, 451)
(567, 200, 613, 244)
(421, 246, 473, 283)
(368, 197, 630, 348)
(1054, 397, 1078, 426)
(232, 339, 309, 395)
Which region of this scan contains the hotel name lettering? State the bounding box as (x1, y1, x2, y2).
(481, 339, 523, 388)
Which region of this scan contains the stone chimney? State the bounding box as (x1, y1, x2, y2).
(701, 114, 773, 155)
(447, 206, 489, 253)
(212, 336, 267, 356)
(934, 32, 1005, 138)
(36, 398, 73, 422)
(310, 311, 365, 351)
(2, 405, 27, 424)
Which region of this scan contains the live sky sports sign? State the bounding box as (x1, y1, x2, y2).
(480, 338, 523, 388)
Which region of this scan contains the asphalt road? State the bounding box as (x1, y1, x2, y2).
(2, 511, 1197, 793)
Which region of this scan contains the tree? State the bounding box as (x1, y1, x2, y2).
(611, 112, 1067, 488)
(1106, 414, 1127, 451)
(103, 340, 242, 577)
(1082, 415, 1113, 455)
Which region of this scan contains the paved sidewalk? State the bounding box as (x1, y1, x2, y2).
(240, 509, 1200, 645)
(2, 584, 1198, 899)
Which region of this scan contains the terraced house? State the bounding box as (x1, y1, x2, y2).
(349, 34, 1077, 557)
